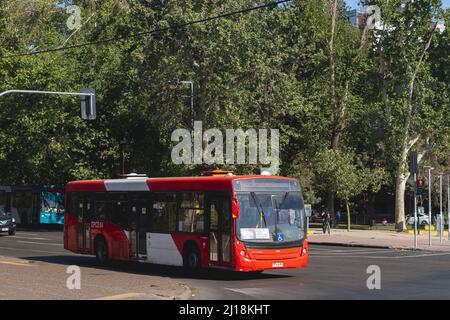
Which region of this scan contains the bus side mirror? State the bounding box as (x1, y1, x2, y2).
(232, 197, 240, 219)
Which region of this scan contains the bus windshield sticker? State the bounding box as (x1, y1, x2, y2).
(240, 228, 270, 240)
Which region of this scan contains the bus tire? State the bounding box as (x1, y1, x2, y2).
(95, 237, 108, 264)
(8, 229, 15, 236)
(183, 244, 201, 270)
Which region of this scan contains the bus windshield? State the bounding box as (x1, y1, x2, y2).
(236, 191, 306, 243)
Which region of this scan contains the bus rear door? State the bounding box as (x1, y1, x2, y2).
(130, 193, 149, 259)
(77, 194, 92, 254)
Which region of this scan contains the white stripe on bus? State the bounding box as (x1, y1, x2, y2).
(146, 233, 183, 267)
(104, 179, 150, 191)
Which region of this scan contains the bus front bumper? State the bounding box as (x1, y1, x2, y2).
(233, 242, 309, 272)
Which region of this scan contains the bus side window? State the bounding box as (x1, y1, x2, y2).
(84, 194, 94, 221)
(69, 192, 81, 216)
(94, 192, 108, 221)
(108, 193, 129, 228)
(177, 192, 205, 233)
(150, 193, 177, 233)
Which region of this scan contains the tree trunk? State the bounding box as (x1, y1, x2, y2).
(326, 192, 335, 219)
(346, 202, 351, 232)
(394, 170, 409, 231)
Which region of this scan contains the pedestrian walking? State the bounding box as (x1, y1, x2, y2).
(321, 208, 331, 235)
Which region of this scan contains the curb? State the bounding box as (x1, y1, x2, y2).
(308, 241, 420, 251)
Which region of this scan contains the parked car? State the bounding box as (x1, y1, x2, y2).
(0, 208, 16, 235)
(406, 212, 430, 225)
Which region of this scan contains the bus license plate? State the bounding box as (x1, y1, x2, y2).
(2, 228, 8, 232)
(272, 262, 283, 268)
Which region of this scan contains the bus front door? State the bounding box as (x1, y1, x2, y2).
(208, 194, 232, 267)
(134, 197, 149, 259)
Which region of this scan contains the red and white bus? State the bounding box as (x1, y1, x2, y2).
(64, 171, 308, 272)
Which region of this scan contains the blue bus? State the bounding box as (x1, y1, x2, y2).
(0, 185, 64, 225)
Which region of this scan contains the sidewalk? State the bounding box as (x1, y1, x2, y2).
(308, 228, 450, 252)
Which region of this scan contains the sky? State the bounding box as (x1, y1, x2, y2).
(346, 0, 450, 9)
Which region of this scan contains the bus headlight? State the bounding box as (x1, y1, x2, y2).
(302, 248, 307, 255)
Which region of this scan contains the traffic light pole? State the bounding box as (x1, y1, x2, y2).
(424, 166, 433, 246)
(0, 89, 96, 119)
(413, 172, 418, 249)
(447, 175, 450, 240)
(0, 89, 94, 98)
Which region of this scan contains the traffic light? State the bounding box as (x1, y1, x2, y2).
(417, 178, 425, 195)
(80, 87, 96, 120)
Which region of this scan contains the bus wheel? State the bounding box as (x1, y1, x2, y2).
(183, 246, 201, 270)
(95, 238, 108, 264)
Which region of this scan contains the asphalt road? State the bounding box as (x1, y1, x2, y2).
(1, 230, 450, 299)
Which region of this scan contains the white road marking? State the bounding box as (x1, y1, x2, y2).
(0, 245, 69, 255)
(312, 248, 389, 253)
(0, 260, 35, 267)
(312, 252, 450, 259)
(374, 252, 450, 259)
(12, 236, 52, 240)
(224, 287, 270, 297)
(17, 241, 63, 246)
(15, 232, 40, 236)
(93, 293, 146, 300)
(311, 249, 395, 255)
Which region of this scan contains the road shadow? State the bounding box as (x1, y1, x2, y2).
(17, 226, 63, 232)
(23, 255, 292, 281)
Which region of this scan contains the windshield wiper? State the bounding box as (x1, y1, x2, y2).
(250, 192, 267, 228)
(273, 192, 289, 235)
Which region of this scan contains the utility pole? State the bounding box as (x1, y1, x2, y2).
(424, 166, 433, 246)
(439, 173, 443, 243)
(409, 151, 418, 250)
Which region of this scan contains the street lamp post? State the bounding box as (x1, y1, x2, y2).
(120, 139, 127, 175)
(424, 166, 433, 246)
(170, 80, 194, 163)
(178, 81, 194, 131)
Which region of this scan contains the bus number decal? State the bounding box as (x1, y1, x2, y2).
(91, 221, 104, 229)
